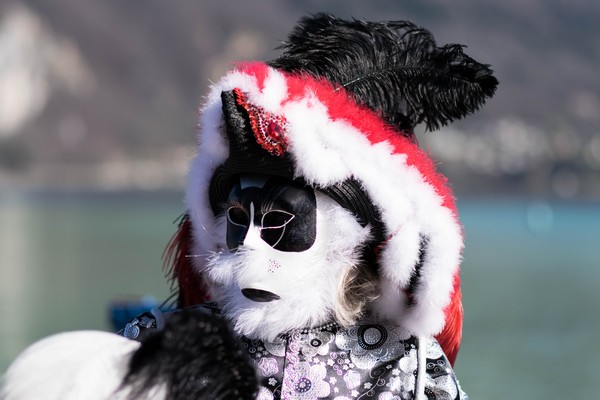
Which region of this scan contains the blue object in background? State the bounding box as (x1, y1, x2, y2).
(109, 295, 162, 332)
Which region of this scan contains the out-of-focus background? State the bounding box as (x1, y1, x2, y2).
(0, 0, 598, 398)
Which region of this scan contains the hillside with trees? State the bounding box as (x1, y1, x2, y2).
(1, 0, 599, 198)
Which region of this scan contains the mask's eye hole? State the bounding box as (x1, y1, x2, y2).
(260, 210, 295, 248)
(261, 210, 295, 229)
(227, 206, 249, 227)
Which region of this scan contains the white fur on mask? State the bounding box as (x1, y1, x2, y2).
(205, 193, 371, 341)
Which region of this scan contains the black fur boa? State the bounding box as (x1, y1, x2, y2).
(122, 310, 257, 400)
(269, 13, 498, 133)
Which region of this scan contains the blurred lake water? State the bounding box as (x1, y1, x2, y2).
(0, 189, 598, 399)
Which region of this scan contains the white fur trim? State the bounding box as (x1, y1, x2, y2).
(186, 65, 463, 337)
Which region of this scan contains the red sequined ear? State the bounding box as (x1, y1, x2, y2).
(233, 87, 289, 157)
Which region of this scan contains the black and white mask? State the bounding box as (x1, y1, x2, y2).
(225, 175, 317, 253)
(205, 174, 371, 341)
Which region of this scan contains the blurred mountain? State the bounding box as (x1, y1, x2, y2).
(0, 0, 598, 197)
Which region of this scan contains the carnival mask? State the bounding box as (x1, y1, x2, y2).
(205, 175, 371, 341)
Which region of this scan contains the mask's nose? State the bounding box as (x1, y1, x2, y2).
(241, 288, 281, 302)
(226, 202, 259, 250)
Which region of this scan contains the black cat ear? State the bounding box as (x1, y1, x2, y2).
(269, 13, 498, 131)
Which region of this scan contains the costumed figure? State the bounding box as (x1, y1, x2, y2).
(1, 14, 497, 400)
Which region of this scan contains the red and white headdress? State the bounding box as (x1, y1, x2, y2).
(168, 14, 497, 365)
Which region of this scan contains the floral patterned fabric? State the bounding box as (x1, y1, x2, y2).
(121, 307, 467, 400)
(241, 319, 467, 400)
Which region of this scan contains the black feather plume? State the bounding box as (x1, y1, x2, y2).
(268, 13, 498, 132)
(122, 310, 257, 400)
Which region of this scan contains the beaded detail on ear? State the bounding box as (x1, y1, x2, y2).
(233, 87, 289, 157)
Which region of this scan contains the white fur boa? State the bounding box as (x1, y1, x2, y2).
(0, 331, 159, 400)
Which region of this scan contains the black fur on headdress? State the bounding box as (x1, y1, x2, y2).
(269, 13, 498, 133)
(122, 310, 257, 400)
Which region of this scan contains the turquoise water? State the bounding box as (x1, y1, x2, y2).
(457, 200, 599, 399)
(0, 190, 598, 399)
